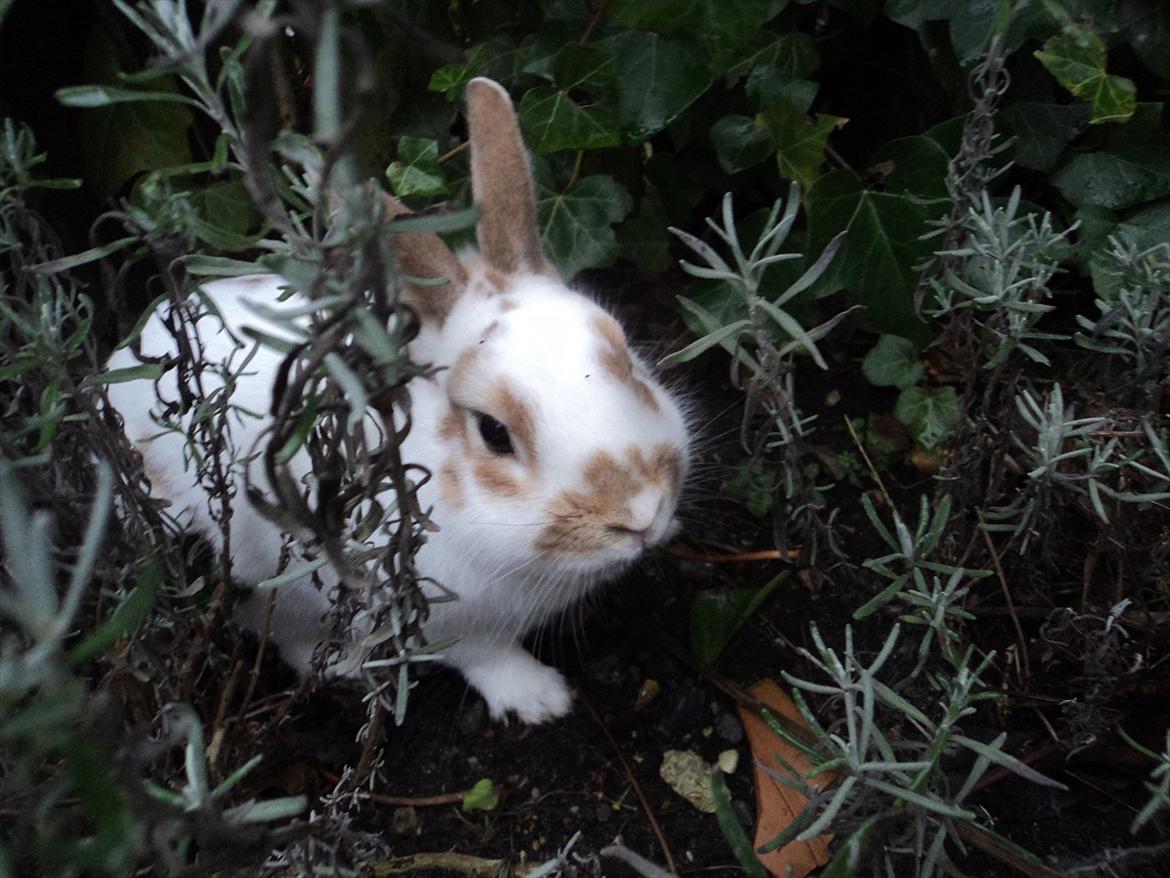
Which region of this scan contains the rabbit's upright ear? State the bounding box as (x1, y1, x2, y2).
(466, 78, 557, 278)
(379, 190, 469, 326)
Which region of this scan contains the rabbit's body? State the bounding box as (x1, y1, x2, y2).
(105, 79, 690, 723)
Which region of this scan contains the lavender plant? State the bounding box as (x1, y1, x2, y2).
(1075, 238, 1170, 394)
(926, 187, 1074, 369)
(663, 185, 849, 559)
(770, 625, 1064, 878)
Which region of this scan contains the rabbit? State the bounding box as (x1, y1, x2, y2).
(104, 78, 692, 724)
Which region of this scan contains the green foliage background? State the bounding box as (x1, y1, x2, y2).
(43, 0, 1170, 345)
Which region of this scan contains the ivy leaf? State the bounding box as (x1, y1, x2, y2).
(551, 43, 618, 90)
(386, 136, 448, 197)
(710, 115, 773, 175)
(726, 32, 818, 82)
(699, 0, 792, 73)
(618, 189, 673, 276)
(537, 174, 634, 279)
(71, 30, 192, 199)
(609, 0, 788, 71)
(1051, 103, 1170, 209)
(862, 335, 924, 390)
(1000, 101, 1092, 171)
(806, 171, 936, 341)
(194, 178, 265, 238)
(1086, 201, 1170, 300)
(885, 0, 1049, 64)
(894, 386, 961, 449)
(690, 576, 781, 666)
(1118, 1, 1170, 78)
(1035, 24, 1137, 125)
(427, 40, 514, 100)
(607, 0, 704, 34)
(870, 136, 952, 200)
(518, 87, 621, 155)
(759, 102, 846, 190)
(595, 31, 712, 142)
(747, 74, 818, 114)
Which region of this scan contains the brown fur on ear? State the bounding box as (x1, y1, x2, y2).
(466, 78, 557, 278)
(378, 190, 469, 326)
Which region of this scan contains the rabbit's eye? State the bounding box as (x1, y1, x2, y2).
(476, 412, 514, 455)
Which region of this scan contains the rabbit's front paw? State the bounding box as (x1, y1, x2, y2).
(462, 648, 572, 724)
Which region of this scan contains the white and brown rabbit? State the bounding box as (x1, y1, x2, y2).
(105, 78, 691, 723)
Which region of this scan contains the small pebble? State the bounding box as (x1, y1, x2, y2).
(635, 678, 661, 710)
(655, 687, 707, 738)
(717, 749, 739, 774)
(716, 712, 745, 744)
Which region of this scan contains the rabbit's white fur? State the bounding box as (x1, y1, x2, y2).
(104, 79, 690, 723)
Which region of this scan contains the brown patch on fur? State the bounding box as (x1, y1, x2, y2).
(633, 378, 660, 412)
(440, 405, 467, 442)
(141, 454, 172, 496)
(499, 297, 518, 312)
(594, 315, 633, 381)
(650, 444, 683, 486)
(377, 190, 468, 327)
(438, 460, 465, 508)
(474, 457, 525, 497)
(489, 381, 536, 460)
(484, 268, 510, 291)
(448, 349, 481, 393)
(626, 444, 682, 486)
(480, 320, 504, 343)
(536, 450, 639, 555)
(535, 444, 683, 556)
(593, 316, 662, 412)
(466, 79, 558, 278)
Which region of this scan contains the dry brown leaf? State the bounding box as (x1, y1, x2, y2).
(737, 678, 833, 878)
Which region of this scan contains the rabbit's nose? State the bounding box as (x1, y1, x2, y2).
(606, 523, 652, 549)
(625, 489, 670, 536)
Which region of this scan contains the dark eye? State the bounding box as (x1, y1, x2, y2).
(476, 412, 514, 455)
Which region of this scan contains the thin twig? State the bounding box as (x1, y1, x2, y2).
(579, 691, 678, 874)
(667, 545, 798, 564)
(977, 511, 1031, 681)
(363, 853, 505, 877)
(321, 772, 477, 807)
(566, 149, 585, 190)
(578, 1, 607, 45)
(205, 649, 245, 778)
(354, 705, 387, 788)
(843, 415, 894, 507)
(436, 140, 469, 165)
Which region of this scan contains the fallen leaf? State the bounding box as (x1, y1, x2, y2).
(738, 679, 832, 878)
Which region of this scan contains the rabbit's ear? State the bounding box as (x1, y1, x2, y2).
(466, 78, 557, 278)
(379, 190, 469, 326)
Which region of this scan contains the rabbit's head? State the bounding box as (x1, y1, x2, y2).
(390, 79, 691, 581)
